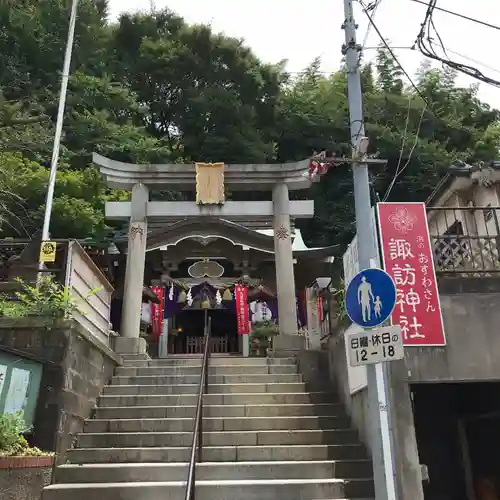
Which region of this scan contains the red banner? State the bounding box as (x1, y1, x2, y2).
(317, 295, 324, 322)
(234, 285, 250, 335)
(377, 203, 446, 346)
(151, 286, 164, 339)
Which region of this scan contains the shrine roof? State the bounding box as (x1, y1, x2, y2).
(114, 217, 337, 260)
(93, 153, 313, 191)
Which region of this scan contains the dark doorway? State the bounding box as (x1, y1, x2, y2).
(412, 382, 500, 500)
(171, 309, 239, 354)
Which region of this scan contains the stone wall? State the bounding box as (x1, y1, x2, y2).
(0, 318, 122, 465)
(0, 467, 52, 500)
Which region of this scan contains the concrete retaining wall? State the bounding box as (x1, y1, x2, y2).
(406, 278, 500, 382)
(325, 332, 424, 500)
(0, 319, 122, 464)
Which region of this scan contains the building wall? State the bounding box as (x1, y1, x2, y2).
(427, 193, 465, 236)
(406, 277, 500, 383)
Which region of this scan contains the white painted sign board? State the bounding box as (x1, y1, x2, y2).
(347, 326, 404, 367)
(342, 207, 380, 287)
(344, 323, 368, 394)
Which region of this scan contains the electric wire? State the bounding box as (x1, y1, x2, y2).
(382, 103, 427, 201)
(360, 0, 384, 61)
(358, 0, 440, 119)
(410, 0, 500, 32)
(358, 0, 433, 201)
(414, 0, 500, 88)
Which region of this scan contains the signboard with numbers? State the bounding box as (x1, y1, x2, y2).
(377, 202, 446, 346)
(347, 326, 404, 367)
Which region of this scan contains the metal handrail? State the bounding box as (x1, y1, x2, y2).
(184, 310, 211, 500)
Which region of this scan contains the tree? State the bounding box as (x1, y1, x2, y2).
(275, 48, 500, 250)
(0, 3, 498, 257)
(110, 10, 283, 163)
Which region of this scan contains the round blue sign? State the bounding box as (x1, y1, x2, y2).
(345, 268, 396, 328)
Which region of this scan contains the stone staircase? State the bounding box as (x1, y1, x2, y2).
(43, 356, 374, 500)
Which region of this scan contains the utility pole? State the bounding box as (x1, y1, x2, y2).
(39, 0, 79, 249)
(342, 1, 398, 500)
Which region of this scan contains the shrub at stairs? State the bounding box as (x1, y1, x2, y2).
(0, 412, 53, 500)
(250, 320, 279, 357)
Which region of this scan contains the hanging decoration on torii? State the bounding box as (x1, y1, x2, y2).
(195, 162, 225, 205)
(305, 150, 340, 182)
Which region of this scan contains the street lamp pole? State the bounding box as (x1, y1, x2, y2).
(39, 0, 80, 246)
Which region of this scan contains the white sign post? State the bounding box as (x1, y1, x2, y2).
(347, 325, 404, 367)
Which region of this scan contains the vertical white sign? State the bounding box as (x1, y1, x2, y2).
(343, 323, 368, 394)
(342, 207, 381, 287)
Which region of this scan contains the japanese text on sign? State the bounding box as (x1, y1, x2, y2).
(347, 326, 404, 367)
(234, 285, 250, 335)
(377, 203, 446, 346)
(151, 286, 164, 340)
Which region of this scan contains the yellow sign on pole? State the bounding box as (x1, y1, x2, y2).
(39, 241, 57, 263)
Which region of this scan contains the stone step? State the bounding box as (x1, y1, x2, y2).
(43, 478, 374, 500)
(97, 392, 333, 407)
(66, 443, 367, 463)
(84, 415, 351, 433)
(111, 373, 302, 385)
(114, 365, 298, 376)
(123, 357, 296, 367)
(77, 429, 358, 448)
(94, 403, 345, 419)
(103, 382, 307, 395)
(55, 460, 373, 483)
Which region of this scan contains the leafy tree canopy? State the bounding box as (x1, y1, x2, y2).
(0, 1, 498, 254)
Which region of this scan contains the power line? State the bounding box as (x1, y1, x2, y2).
(410, 0, 500, 32)
(360, 0, 384, 59)
(383, 102, 427, 201)
(428, 42, 500, 76)
(357, 0, 440, 119)
(414, 0, 500, 88)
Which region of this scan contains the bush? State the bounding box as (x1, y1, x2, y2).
(0, 275, 76, 318)
(250, 320, 279, 339)
(0, 412, 49, 457)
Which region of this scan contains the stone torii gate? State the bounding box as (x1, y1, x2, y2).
(94, 153, 324, 355)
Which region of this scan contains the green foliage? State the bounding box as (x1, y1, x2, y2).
(0, 276, 75, 318)
(331, 283, 347, 322)
(0, 411, 49, 457)
(250, 320, 279, 339)
(0, 0, 498, 255)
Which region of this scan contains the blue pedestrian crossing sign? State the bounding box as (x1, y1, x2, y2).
(345, 268, 396, 328)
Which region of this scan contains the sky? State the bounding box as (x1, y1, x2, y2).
(107, 0, 500, 110)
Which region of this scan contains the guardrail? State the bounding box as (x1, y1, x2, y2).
(184, 311, 211, 500)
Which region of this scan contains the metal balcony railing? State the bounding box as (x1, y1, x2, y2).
(426, 206, 500, 276)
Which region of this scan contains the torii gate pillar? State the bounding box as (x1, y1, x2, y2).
(272, 183, 298, 335)
(116, 183, 149, 355)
